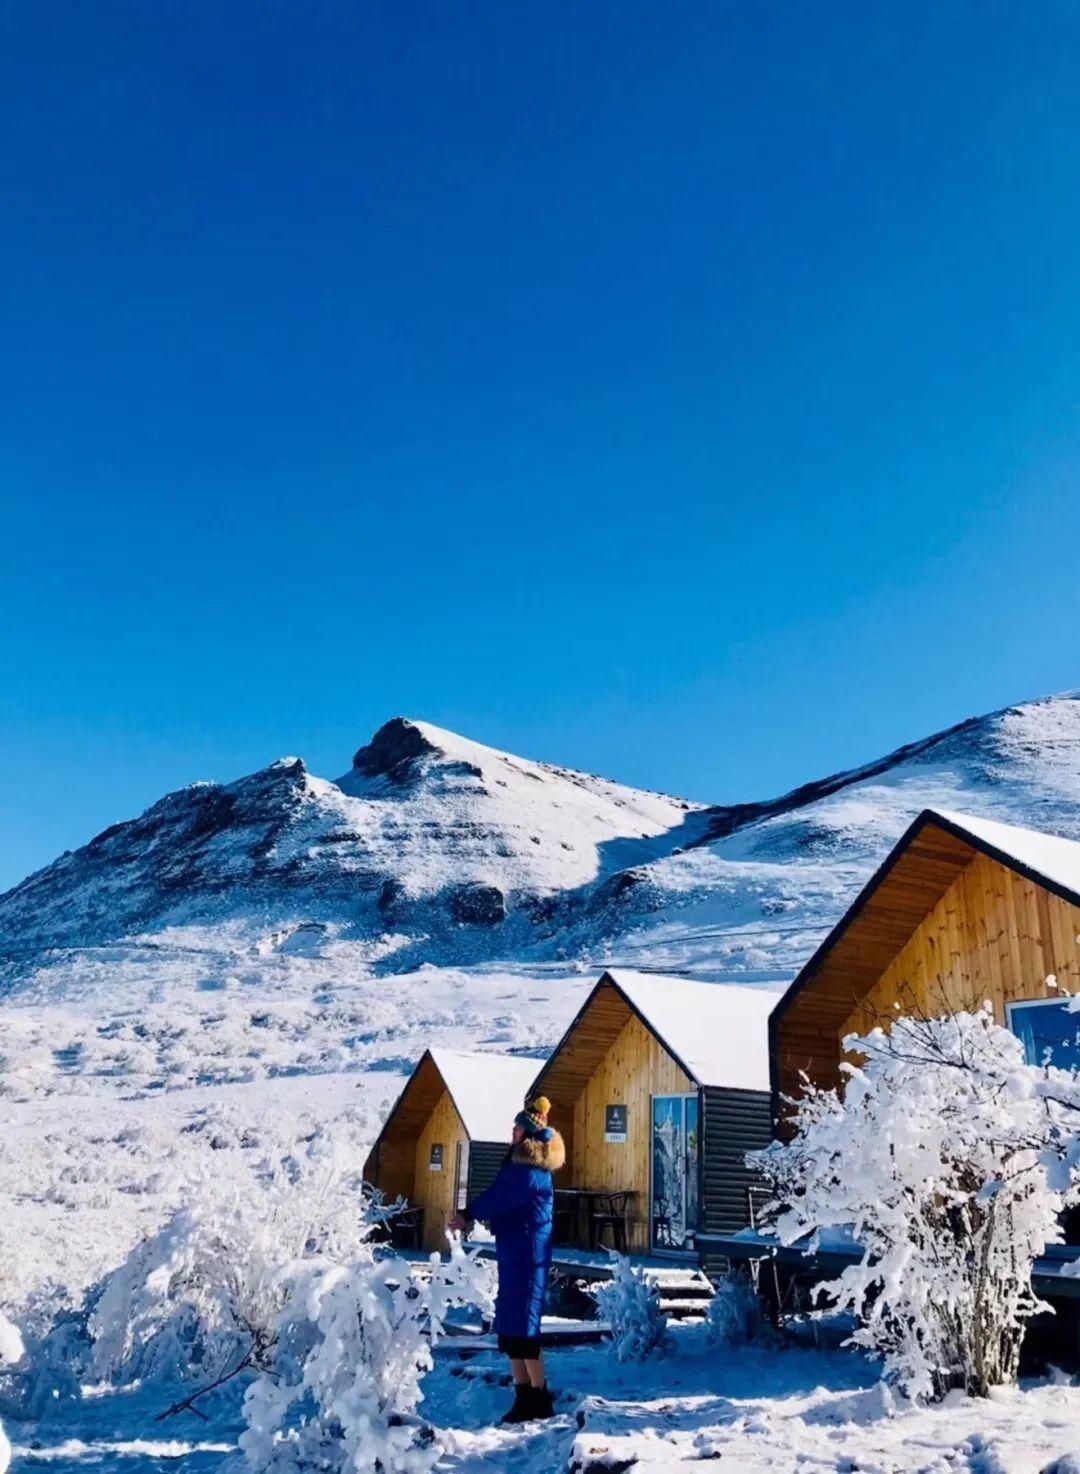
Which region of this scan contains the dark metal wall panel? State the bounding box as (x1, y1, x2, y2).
(700, 1086, 772, 1236)
(467, 1141, 510, 1204)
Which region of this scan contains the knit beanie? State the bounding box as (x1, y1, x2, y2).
(515, 1095, 552, 1140)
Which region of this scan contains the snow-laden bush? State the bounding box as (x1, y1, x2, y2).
(86, 1124, 377, 1388)
(240, 1234, 494, 1473)
(595, 1254, 668, 1362)
(754, 1006, 1080, 1401)
(706, 1270, 769, 1348)
(0, 1313, 25, 1474)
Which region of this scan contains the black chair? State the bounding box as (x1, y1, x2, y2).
(389, 1205, 425, 1250)
(590, 1192, 631, 1253)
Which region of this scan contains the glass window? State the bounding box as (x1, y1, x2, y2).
(651, 1094, 699, 1253)
(1008, 999, 1080, 1071)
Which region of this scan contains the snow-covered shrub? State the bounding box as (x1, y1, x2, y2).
(87, 1125, 376, 1387)
(595, 1254, 668, 1363)
(706, 1270, 769, 1347)
(0, 1313, 25, 1474)
(240, 1233, 494, 1473)
(754, 1006, 1080, 1401)
(87, 1199, 276, 1385)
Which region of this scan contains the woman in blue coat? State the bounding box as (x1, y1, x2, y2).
(450, 1095, 565, 1423)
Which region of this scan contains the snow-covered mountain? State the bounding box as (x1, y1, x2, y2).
(0, 717, 707, 970)
(6, 696, 1080, 981)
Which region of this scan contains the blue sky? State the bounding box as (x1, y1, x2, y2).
(3, 3, 1080, 890)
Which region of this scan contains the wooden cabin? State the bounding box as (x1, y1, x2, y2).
(529, 970, 779, 1259)
(363, 1049, 540, 1252)
(771, 807, 1080, 1129)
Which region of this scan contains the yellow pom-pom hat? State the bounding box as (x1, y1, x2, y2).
(515, 1095, 552, 1139)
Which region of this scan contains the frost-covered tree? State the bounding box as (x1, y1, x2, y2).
(595, 1254, 668, 1363)
(754, 1006, 1080, 1402)
(240, 1234, 494, 1474)
(85, 1122, 381, 1391)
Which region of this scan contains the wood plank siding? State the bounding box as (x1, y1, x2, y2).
(773, 816, 1080, 1125)
(531, 978, 646, 1179)
(362, 1051, 445, 1203)
(839, 849, 1080, 1035)
(362, 1050, 495, 1252)
(572, 1012, 694, 1253)
(413, 1087, 469, 1251)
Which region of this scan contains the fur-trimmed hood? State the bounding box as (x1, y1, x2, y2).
(511, 1130, 566, 1174)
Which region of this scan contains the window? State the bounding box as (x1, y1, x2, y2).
(1007, 998, 1080, 1071)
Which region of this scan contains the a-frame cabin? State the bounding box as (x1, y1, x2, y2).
(363, 1049, 539, 1252)
(529, 969, 779, 1260)
(771, 807, 1080, 1127)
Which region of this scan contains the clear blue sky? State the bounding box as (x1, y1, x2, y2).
(3, 3, 1080, 891)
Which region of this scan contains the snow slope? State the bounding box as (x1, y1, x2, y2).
(592, 692, 1080, 981)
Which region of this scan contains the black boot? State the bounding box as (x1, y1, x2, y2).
(499, 1382, 531, 1424)
(526, 1383, 555, 1420)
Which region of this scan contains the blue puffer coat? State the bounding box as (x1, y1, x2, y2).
(466, 1130, 566, 1338)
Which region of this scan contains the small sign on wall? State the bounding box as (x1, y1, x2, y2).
(429, 1143, 444, 1172)
(604, 1104, 628, 1143)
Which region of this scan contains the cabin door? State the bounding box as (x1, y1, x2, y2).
(650, 1094, 699, 1253)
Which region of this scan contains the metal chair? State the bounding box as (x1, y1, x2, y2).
(590, 1191, 631, 1253)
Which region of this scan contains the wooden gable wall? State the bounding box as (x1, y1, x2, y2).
(531, 978, 642, 1179)
(776, 839, 1080, 1116)
(839, 849, 1080, 1039)
(413, 1087, 469, 1252)
(572, 1011, 693, 1253)
(364, 1052, 445, 1203)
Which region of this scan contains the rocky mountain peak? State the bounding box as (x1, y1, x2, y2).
(350, 718, 446, 784)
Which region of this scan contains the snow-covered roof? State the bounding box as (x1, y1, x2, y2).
(601, 970, 781, 1090)
(428, 1049, 540, 1141)
(931, 808, 1080, 905)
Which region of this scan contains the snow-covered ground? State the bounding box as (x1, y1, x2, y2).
(5, 949, 1080, 1472)
(0, 952, 594, 1307)
(12, 1323, 1080, 1472)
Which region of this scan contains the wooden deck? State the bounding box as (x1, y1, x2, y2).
(697, 1228, 1080, 1302)
(474, 1242, 715, 1319)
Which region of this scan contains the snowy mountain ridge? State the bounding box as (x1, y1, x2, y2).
(0, 716, 706, 967)
(6, 696, 1080, 983)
